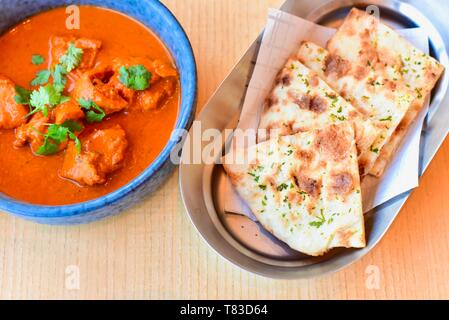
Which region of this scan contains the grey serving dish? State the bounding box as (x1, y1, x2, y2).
(179, 0, 449, 278)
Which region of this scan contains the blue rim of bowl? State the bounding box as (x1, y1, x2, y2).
(0, 1, 197, 218)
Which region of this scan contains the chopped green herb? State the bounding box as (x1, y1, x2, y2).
(330, 114, 346, 121)
(34, 120, 83, 156)
(52, 64, 68, 92)
(277, 183, 288, 191)
(28, 84, 68, 117)
(59, 43, 83, 72)
(379, 115, 392, 121)
(30, 70, 51, 86)
(309, 209, 326, 228)
(247, 172, 260, 183)
(78, 98, 106, 123)
(415, 88, 423, 99)
(32, 54, 45, 65)
(370, 145, 379, 153)
(14, 85, 32, 105)
(258, 184, 267, 190)
(119, 64, 152, 90)
(261, 194, 267, 206)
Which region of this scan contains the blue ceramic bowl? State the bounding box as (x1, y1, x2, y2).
(0, 0, 197, 224)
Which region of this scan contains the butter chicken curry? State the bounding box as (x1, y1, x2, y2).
(0, 7, 179, 205)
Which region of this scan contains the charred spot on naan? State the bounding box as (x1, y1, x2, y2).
(324, 54, 351, 78)
(328, 172, 355, 198)
(265, 93, 279, 109)
(291, 173, 321, 199)
(310, 95, 328, 113)
(287, 91, 327, 114)
(314, 124, 351, 162)
(288, 90, 310, 110)
(294, 149, 315, 164)
(335, 228, 359, 248)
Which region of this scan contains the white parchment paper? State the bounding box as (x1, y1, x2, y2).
(224, 9, 430, 219)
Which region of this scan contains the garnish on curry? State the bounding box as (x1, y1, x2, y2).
(0, 6, 179, 205)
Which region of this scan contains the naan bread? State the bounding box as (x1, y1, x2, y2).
(223, 123, 365, 256)
(258, 58, 379, 175)
(328, 8, 445, 176)
(297, 41, 415, 175)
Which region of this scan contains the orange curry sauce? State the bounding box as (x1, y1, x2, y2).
(0, 6, 179, 205)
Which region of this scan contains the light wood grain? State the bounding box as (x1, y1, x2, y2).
(1, 0, 449, 299)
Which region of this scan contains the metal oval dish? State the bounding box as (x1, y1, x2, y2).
(180, 0, 449, 278)
(0, 0, 197, 225)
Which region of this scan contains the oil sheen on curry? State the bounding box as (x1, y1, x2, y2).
(0, 6, 179, 205)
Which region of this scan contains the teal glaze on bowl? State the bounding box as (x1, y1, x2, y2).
(0, 0, 197, 224)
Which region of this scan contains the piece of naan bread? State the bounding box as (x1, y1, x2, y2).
(258, 58, 379, 175)
(328, 8, 445, 176)
(297, 41, 415, 175)
(223, 123, 365, 256)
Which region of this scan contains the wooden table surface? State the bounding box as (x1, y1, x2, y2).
(1, 0, 449, 300)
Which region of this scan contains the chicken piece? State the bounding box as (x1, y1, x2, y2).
(52, 99, 84, 124)
(50, 35, 102, 71)
(14, 112, 49, 153)
(136, 78, 176, 111)
(60, 142, 105, 186)
(112, 57, 177, 84)
(84, 125, 128, 174)
(72, 65, 131, 115)
(151, 59, 178, 78)
(111, 57, 178, 111)
(61, 125, 128, 186)
(0, 75, 29, 129)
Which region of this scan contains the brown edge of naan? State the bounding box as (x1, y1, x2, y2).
(328, 8, 445, 177)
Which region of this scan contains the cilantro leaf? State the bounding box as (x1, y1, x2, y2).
(52, 64, 68, 92)
(28, 84, 64, 117)
(14, 85, 32, 105)
(78, 98, 92, 109)
(68, 131, 82, 153)
(309, 210, 326, 228)
(78, 98, 106, 123)
(32, 54, 45, 65)
(62, 119, 83, 133)
(35, 121, 83, 156)
(36, 139, 59, 155)
(119, 64, 152, 90)
(59, 43, 83, 72)
(60, 95, 71, 104)
(30, 70, 51, 86)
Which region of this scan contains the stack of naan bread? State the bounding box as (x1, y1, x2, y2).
(223, 8, 444, 256)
